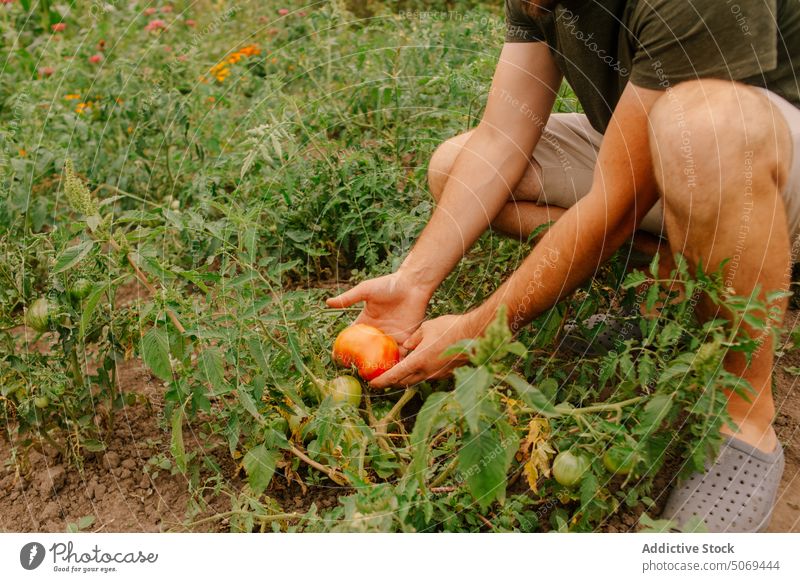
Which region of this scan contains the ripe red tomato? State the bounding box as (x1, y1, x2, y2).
(332, 324, 400, 382)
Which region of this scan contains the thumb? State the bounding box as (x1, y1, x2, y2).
(403, 327, 424, 351)
(326, 282, 369, 308)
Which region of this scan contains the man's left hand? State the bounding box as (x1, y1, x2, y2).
(368, 313, 481, 389)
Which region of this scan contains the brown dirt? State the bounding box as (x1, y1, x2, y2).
(1, 304, 798, 532)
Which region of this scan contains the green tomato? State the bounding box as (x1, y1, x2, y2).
(70, 278, 93, 300)
(34, 395, 50, 409)
(326, 375, 362, 408)
(25, 297, 52, 332)
(552, 450, 589, 488)
(603, 447, 636, 475)
(287, 408, 308, 434)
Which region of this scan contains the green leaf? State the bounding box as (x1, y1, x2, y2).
(170, 406, 186, 473)
(243, 445, 278, 496)
(53, 240, 94, 274)
(82, 439, 106, 452)
(503, 373, 558, 416)
(453, 366, 491, 434)
(458, 423, 509, 511)
(635, 394, 673, 437)
(238, 389, 261, 421)
(79, 283, 109, 337)
(409, 392, 450, 489)
(141, 328, 172, 381)
(198, 349, 226, 394)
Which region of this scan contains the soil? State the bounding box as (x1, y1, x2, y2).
(1, 304, 798, 532)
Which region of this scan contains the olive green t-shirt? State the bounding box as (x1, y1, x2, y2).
(506, 0, 800, 133)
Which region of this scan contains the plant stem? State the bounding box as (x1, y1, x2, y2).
(518, 396, 644, 418)
(286, 442, 348, 486)
(185, 510, 303, 529)
(68, 347, 84, 389)
(106, 237, 186, 334)
(374, 386, 417, 436)
(429, 455, 459, 489)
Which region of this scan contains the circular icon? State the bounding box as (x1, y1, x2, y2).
(20, 542, 46, 570)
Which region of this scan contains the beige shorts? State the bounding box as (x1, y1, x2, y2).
(533, 89, 800, 239)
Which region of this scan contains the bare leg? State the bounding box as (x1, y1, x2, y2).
(428, 130, 666, 255)
(649, 80, 792, 453)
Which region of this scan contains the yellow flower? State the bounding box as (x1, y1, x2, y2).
(75, 102, 91, 114)
(64, 93, 81, 100)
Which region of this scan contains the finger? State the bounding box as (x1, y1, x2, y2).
(369, 355, 418, 389)
(326, 283, 367, 308)
(403, 328, 424, 351)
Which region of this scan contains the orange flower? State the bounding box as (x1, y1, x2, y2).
(64, 93, 81, 100)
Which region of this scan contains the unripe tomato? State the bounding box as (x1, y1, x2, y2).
(552, 450, 589, 488)
(326, 375, 362, 407)
(34, 395, 50, 409)
(603, 447, 636, 475)
(332, 324, 400, 382)
(26, 297, 52, 332)
(286, 406, 308, 434)
(70, 278, 93, 300)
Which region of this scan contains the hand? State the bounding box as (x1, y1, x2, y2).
(369, 313, 479, 389)
(326, 273, 432, 346)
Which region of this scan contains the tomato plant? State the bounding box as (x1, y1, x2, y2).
(0, 0, 779, 533)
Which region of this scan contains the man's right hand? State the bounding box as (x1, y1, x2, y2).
(325, 273, 431, 346)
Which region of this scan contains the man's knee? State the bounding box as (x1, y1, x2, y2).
(428, 131, 474, 202)
(648, 79, 791, 220)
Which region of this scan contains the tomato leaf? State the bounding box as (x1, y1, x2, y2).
(198, 349, 227, 394)
(53, 240, 94, 274)
(503, 373, 558, 416)
(170, 406, 186, 473)
(634, 393, 673, 437)
(453, 365, 491, 434)
(141, 327, 172, 381)
(409, 391, 451, 489)
(79, 282, 109, 337)
(458, 423, 509, 511)
(238, 389, 261, 421)
(243, 445, 278, 496)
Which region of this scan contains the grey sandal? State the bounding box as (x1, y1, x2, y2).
(661, 435, 785, 532)
(559, 307, 644, 356)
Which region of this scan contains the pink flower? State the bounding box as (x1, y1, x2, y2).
(162, 45, 172, 52)
(185, 19, 196, 27)
(145, 19, 167, 32)
(38, 66, 55, 77)
(176, 54, 188, 62)
(144, 7, 157, 15)
(267, 27, 279, 35)
(51, 22, 66, 32)
(278, 8, 289, 16)
(88, 54, 103, 64)
(299, 11, 307, 17)
(0, 0, 17, 5)
(160, 5, 173, 13)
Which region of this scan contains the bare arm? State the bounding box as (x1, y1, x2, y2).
(398, 42, 562, 293)
(327, 43, 562, 343)
(469, 83, 664, 331)
(371, 83, 665, 388)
